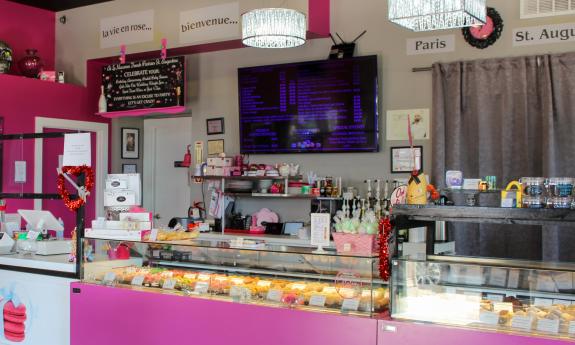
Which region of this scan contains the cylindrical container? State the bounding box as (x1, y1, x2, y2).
(522, 196, 545, 209)
(435, 221, 448, 242)
(548, 197, 572, 209)
(547, 178, 574, 197)
(521, 177, 546, 197)
(301, 185, 311, 194)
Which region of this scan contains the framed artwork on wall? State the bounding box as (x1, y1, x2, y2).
(122, 164, 137, 174)
(391, 146, 423, 173)
(206, 117, 225, 135)
(121, 128, 139, 159)
(207, 139, 224, 156)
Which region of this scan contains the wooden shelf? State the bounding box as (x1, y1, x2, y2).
(193, 175, 303, 181)
(223, 192, 342, 200)
(392, 205, 575, 227)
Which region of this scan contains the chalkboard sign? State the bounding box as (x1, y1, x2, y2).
(101, 56, 185, 113)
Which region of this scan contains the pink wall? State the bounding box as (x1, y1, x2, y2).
(0, 1, 55, 74)
(0, 74, 107, 228)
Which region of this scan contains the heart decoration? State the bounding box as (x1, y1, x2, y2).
(57, 165, 95, 211)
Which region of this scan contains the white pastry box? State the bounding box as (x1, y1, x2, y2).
(104, 190, 137, 207)
(106, 173, 141, 204)
(207, 157, 234, 167)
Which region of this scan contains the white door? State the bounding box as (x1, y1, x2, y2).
(143, 117, 192, 226)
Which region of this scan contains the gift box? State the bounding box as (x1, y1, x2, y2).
(332, 233, 379, 256)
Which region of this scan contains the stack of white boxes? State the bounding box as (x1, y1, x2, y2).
(205, 157, 238, 176)
(103, 174, 141, 209)
(86, 174, 151, 240)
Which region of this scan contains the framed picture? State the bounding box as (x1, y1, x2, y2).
(391, 146, 423, 173)
(122, 164, 137, 174)
(206, 117, 225, 135)
(121, 128, 139, 159)
(207, 139, 224, 156)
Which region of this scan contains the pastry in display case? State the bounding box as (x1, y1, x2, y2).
(391, 257, 575, 340)
(81, 238, 388, 317)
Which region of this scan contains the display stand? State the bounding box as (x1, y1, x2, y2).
(0, 129, 85, 278)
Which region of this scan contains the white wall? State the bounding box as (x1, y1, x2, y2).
(55, 0, 575, 221)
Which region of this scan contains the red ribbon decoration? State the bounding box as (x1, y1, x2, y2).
(57, 165, 95, 211)
(378, 216, 393, 281)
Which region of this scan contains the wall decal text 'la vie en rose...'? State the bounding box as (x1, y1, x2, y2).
(100, 10, 155, 49)
(102, 23, 152, 38)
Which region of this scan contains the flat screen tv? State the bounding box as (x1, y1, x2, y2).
(238, 55, 379, 154)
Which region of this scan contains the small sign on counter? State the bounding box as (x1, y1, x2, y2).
(341, 298, 360, 312)
(536, 318, 560, 334)
(266, 289, 283, 302)
(194, 281, 209, 294)
(479, 311, 500, 326)
(309, 295, 326, 308)
(230, 286, 251, 302)
(131, 275, 145, 286)
(310, 213, 331, 251)
(511, 315, 534, 331)
(493, 302, 514, 313)
(162, 279, 177, 290)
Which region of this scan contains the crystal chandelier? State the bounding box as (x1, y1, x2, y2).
(242, 8, 307, 48)
(388, 0, 486, 32)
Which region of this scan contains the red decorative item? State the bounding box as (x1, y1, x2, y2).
(378, 216, 393, 281)
(57, 165, 95, 211)
(18, 49, 43, 78)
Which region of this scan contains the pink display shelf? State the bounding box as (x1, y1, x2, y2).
(96, 106, 186, 118)
(70, 282, 378, 345)
(377, 320, 574, 345)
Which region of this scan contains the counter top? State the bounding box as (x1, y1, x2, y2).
(198, 232, 335, 249)
(0, 253, 76, 273)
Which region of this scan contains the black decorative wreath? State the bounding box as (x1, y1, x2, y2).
(462, 7, 504, 49)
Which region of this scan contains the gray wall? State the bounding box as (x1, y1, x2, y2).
(111, 117, 144, 173)
(55, 0, 575, 221)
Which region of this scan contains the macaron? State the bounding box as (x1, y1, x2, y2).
(4, 312, 26, 323)
(3, 320, 25, 334)
(5, 330, 25, 342)
(3, 301, 26, 317)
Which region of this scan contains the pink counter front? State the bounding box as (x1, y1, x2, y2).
(70, 283, 572, 345)
(70, 282, 378, 345)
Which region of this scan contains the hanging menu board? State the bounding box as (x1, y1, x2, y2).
(101, 56, 185, 112)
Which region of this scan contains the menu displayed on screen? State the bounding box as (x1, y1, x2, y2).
(238, 56, 379, 154)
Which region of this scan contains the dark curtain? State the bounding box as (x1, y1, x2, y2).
(431, 52, 575, 261)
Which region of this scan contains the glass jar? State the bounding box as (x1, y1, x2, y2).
(547, 177, 574, 197)
(548, 197, 572, 209)
(520, 177, 546, 197)
(522, 196, 545, 209)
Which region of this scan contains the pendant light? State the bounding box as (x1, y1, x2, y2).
(242, 8, 307, 48)
(388, 0, 486, 32)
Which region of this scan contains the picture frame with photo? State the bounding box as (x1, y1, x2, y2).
(122, 164, 137, 174)
(391, 146, 423, 173)
(206, 117, 225, 135)
(121, 128, 139, 159)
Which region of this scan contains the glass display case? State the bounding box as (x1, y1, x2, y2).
(391, 256, 575, 340)
(81, 238, 388, 317)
